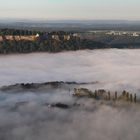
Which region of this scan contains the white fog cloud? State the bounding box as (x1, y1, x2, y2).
(0, 49, 140, 93)
(0, 49, 140, 140)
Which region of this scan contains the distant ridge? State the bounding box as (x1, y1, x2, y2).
(1, 19, 140, 31)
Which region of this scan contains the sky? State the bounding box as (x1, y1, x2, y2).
(0, 0, 139, 20)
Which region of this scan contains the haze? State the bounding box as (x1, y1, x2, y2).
(0, 0, 140, 20)
(0, 49, 140, 140)
(0, 49, 140, 93)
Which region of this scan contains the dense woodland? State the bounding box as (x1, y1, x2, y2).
(0, 28, 140, 54)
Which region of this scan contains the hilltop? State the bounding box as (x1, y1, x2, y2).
(0, 28, 140, 54)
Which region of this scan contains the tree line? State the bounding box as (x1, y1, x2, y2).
(0, 29, 107, 54)
(1, 28, 139, 54)
(0, 28, 42, 36)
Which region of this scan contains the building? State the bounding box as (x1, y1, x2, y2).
(35, 33, 40, 38)
(52, 35, 60, 41)
(132, 32, 139, 37)
(64, 35, 71, 41)
(0, 36, 3, 41)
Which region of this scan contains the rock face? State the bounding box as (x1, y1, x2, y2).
(0, 35, 36, 41)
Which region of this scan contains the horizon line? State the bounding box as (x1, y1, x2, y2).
(0, 18, 140, 22)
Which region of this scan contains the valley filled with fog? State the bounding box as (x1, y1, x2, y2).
(0, 49, 140, 93)
(0, 49, 140, 140)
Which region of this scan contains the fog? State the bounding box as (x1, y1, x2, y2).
(0, 49, 140, 92)
(0, 49, 140, 140)
(0, 88, 140, 140)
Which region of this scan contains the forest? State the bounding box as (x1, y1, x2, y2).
(0, 28, 140, 54)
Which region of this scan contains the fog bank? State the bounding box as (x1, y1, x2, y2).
(0, 49, 140, 92)
(0, 49, 140, 140)
(0, 87, 140, 140)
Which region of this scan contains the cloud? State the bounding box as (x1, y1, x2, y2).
(0, 90, 140, 140)
(0, 49, 140, 140)
(0, 49, 140, 93)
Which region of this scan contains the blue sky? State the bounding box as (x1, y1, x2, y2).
(0, 0, 139, 20)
